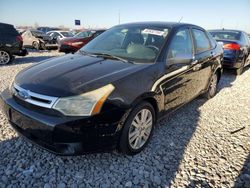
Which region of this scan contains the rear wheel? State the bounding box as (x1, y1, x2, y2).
(236, 57, 246, 75)
(202, 73, 218, 99)
(119, 102, 155, 155)
(40, 42, 46, 50)
(32, 41, 40, 50)
(0, 50, 12, 65)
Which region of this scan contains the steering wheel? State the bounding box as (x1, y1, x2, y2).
(146, 45, 159, 53)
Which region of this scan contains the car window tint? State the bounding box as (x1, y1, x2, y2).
(207, 32, 217, 49)
(75, 31, 91, 38)
(192, 29, 211, 53)
(242, 33, 249, 45)
(209, 31, 241, 40)
(52, 32, 60, 37)
(167, 28, 193, 59)
(0, 24, 19, 36)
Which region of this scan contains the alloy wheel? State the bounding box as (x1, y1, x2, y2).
(0, 51, 10, 65)
(209, 73, 217, 97)
(128, 109, 153, 150)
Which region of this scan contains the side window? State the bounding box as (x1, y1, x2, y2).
(93, 31, 102, 38)
(242, 33, 250, 45)
(167, 28, 193, 59)
(52, 32, 60, 38)
(207, 32, 217, 49)
(192, 29, 211, 53)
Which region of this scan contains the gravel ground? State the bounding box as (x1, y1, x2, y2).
(0, 51, 249, 188)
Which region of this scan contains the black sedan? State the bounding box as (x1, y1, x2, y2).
(209, 29, 250, 75)
(0, 22, 223, 155)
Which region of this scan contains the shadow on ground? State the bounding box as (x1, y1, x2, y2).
(234, 154, 250, 188)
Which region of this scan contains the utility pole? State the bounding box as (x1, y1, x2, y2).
(118, 10, 120, 24)
(220, 19, 223, 29)
(178, 16, 183, 23)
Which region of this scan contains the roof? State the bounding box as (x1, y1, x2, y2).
(115, 21, 201, 29)
(0, 22, 14, 27)
(208, 29, 243, 33)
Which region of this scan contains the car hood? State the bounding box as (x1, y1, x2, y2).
(15, 53, 151, 97)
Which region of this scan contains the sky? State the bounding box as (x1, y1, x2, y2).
(0, 0, 250, 32)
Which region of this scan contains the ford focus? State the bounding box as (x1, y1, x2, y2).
(0, 22, 223, 155)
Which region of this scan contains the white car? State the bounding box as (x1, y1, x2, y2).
(46, 30, 74, 41)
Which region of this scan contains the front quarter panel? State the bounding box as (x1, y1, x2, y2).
(105, 63, 164, 113)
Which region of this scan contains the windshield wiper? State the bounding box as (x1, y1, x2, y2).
(92, 52, 134, 64)
(78, 50, 97, 57)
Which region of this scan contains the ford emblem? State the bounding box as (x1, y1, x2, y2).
(18, 90, 29, 99)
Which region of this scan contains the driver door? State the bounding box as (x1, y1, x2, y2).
(160, 27, 198, 112)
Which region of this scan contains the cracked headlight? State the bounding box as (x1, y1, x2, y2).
(53, 84, 115, 116)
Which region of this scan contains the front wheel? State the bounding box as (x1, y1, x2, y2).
(119, 102, 155, 155)
(202, 73, 218, 99)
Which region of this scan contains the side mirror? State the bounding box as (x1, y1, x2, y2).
(166, 53, 193, 67)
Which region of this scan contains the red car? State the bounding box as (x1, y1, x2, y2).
(58, 29, 105, 53)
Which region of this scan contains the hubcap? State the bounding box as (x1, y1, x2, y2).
(209, 74, 217, 96)
(0, 51, 10, 65)
(128, 109, 153, 150)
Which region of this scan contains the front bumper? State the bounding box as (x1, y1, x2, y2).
(0, 89, 125, 155)
(59, 44, 78, 53)
(44, 43, 58, 49)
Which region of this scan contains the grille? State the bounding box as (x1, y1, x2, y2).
(13, 84, 58, 109)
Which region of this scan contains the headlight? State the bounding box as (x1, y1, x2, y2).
(52, 84, 115, 116)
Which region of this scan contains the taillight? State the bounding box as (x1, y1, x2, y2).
(223, 43, 240, 50)
(16, 35, 23, 42)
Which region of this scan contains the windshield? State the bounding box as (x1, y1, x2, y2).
(61, 32, 74, 37)
(209, 31, 241, 40)
(74, 31, 92, 38)
(81, 25, 170, 63)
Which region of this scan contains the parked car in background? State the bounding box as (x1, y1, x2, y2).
(46, 30, 74, 42)
(58, 29, 106, 53)
(0, 23, 27, 65)
(0, 22, 223, 155)
(22, 29, 58, 50)
(16, 28, 26, 35)
(37, 27, 60, 34)
(209, 29, 250, 75)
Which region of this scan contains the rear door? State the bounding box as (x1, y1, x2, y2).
(191, 28, 214, 92)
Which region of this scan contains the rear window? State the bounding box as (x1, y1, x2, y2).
(0, 24, 19, 36)
(209, 31, 241, 40)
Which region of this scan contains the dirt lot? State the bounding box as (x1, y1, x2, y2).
(0, 51, 250, 188)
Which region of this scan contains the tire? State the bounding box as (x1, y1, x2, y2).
(119, 102, 155, 155)
(40, 42, 46, 50)
(32, 41, 40, 50)
(202, 72, 218, 99)
(0, 50, 12, 65)
(236, 57, 246, 75)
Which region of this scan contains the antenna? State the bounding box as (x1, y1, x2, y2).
(178, 16, 183, 23)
